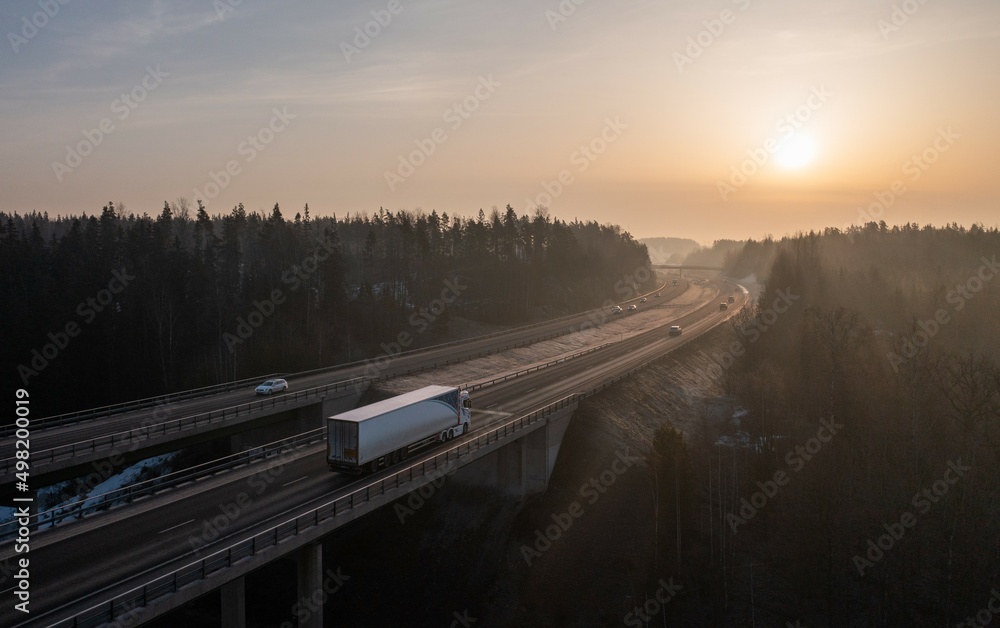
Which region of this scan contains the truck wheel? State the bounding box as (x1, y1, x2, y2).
(462, 423, 469, 434)
(440, 431, 449, 442)
(390, 450, 399, 465)
(367, 460, 379, 474)
(400, 446, 408, 460)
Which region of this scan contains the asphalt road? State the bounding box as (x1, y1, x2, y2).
(0, 279, 746, 626)
(0, 281, 688, 480)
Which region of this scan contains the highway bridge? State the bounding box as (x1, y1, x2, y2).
(0, 277, 746, 627)
(0, 282, 698, 487)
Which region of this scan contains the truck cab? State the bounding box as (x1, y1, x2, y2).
(460, 389, 472, 433)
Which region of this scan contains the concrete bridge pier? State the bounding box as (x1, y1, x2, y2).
(297, 543, 324, 628)
(221, 577, 246, 628)
(492, 404, 577, 496)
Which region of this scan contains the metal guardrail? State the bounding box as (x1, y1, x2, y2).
(467, 342, 613, 392)
(41, 287, 737, 628)
(0, 323, 633, 478)
(0, 373, 286, 437)
(0, 340, 614, 536)
(0, 429, 326, 541)
(49, 393, 584, 628)
(0, 377, 362, 477)
(12, 282, 669, 435)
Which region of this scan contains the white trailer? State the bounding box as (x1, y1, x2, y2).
(326, 385, 472, 473)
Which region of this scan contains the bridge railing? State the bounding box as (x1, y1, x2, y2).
(0, 429, 326, 541)
(0, 332, 620, 477)
(52, 393, 584, 628)
(12, 282, 668, 435)
(0, 377, 362, 477)
(0, 372, 287, 437)
(42, 289, 743, 628)
(0, 340, 614, 534)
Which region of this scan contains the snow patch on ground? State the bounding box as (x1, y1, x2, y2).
(21, 453, 178, 530)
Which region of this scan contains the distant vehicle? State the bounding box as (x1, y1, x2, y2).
(327, 385, 472, 473)
(719, 303, 728, 311)
(671, 279, 678, 286)
(611, 305, 623, 315)
(255, 378, 288, 395)
(728, 296, 735, 303)
(627, 304, 637, 312)
(639, 297, 647, 303)
(669, 325, 682, 336)
(654, 292, 661, 298)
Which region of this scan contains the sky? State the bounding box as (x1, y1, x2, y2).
(1, 0, 998, 243)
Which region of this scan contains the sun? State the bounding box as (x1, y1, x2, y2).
(775, 133, 818, 170)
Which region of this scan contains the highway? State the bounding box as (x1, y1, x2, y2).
(0, 278, 746, 626)
(0, 282, 690, 481)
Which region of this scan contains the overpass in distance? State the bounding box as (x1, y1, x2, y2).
(0, 278, 748, 627)
(653, 263, 726, 271)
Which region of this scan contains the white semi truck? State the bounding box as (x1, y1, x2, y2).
(326, 385, 472, 473)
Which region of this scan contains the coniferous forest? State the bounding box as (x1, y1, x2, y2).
(1, 201, 652, 417)
(661, 223, 1000, 625)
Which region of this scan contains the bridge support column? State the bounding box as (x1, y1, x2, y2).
(523, 425, 548, 495)
(297, 542, 324, 628)
(221, 577, 246, 628)
(494, 404, 577, 496)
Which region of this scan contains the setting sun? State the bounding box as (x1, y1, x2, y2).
(775, 134, 819, 170)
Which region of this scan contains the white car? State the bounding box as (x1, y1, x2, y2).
(611, 305, 623, 315)
(627, 304, 637, 312)
(639, 297, 647, 303)
(669, 325, 682, 336)
(255, 378, 288, 395)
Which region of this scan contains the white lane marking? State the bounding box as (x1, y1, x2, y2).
(475, 409, 513, 419)
(527, 387, 537, 392)
(158, 518, 195, 535)
(283, 476, 309, 488)
(487, 403, 498, 409)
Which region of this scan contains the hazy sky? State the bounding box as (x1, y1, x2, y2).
(2, 0, 998, 243)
